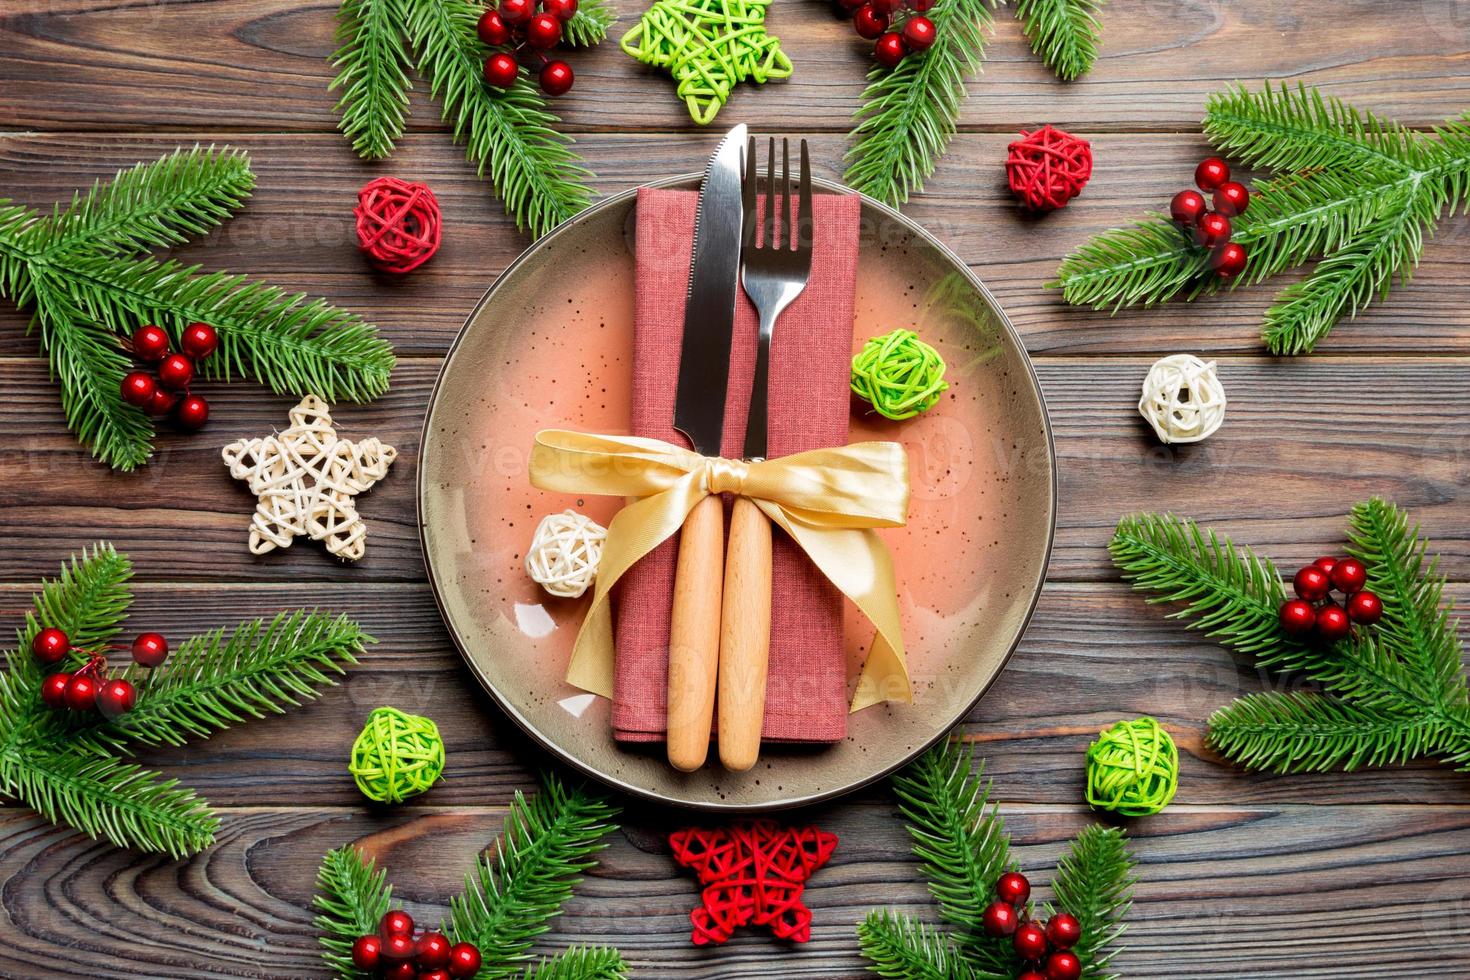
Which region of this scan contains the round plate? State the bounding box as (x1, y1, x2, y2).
(419, 175, 1055, 811)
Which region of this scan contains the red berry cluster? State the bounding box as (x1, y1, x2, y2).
(1168, 157, 1251, 279)
(835, 0, 937, 69)
(34, 628, 170, 719)
(478, 0, 578, 96)
(1279, 556, 1382, 643)
(980, 872, 1084, 980)
(350, 910, 482, 980)
(120, 322, 216, 430)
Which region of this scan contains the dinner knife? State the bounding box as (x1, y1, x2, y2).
(667, 124, 747, 772)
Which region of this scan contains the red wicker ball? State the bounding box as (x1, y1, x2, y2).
(1005, 125, 1093, 212)
(353, 177, 443, 274)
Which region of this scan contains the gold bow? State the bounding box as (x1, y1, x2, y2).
(528, 429, 913, 712)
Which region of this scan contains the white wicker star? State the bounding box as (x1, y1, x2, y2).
(221, 395, 397, 562)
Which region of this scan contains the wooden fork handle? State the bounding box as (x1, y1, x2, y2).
(718, 496, 772, 772)
(667, 494, 724, 772)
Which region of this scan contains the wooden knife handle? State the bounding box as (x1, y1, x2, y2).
(717, 496, 772, 772)
(667, 494, 724, 772)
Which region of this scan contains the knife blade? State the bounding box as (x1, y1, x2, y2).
(667, 124, 746, 772)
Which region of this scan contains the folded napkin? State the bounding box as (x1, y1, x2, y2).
(613, 186, 862, 743)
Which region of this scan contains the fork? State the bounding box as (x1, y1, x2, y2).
(718, 136, 813, 772)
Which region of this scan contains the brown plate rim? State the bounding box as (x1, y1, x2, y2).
(416, 172, 1057, 811)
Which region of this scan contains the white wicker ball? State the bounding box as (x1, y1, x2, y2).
(1138, 354, 1227, 444)
(526, 509, 608, 599)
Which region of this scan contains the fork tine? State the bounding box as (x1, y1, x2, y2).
(762, 137, 776, 249)
(743, 135, 757, 247)
(797, 139, 812, 259)
(781, 138, 792, 251)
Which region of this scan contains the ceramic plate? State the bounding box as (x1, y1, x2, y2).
(418, 175, 1055, 810)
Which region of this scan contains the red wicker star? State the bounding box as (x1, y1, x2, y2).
(669, 820, 838, 945)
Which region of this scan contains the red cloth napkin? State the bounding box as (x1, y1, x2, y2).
(612, 186, 862, 743)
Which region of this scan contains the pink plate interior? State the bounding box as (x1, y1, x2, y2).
(418, 175, 1056, 810)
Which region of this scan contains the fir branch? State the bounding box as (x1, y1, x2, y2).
(18, 541, 132, 659)
(845, 0, 995, 207)
(314, 845, 394, 980)
(1049, 826, 1134, 980)
(330, 0, 415, 160)
(1012, 0, 1104, 82)
(858, 910, 988, 980)
(403, 0, 594, 237)
(562, 0, 617, 48)
(1207, 691, 1443, 773)
(893, 739, 1014, 971)
(449, 774, 620, 975)
(0, 744, 218, 857)
(518, 947, 628, 980)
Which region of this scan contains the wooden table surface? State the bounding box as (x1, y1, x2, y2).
(4, 1, 1470, 976)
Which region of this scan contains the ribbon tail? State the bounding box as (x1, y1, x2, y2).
(759, 504, 912, 711)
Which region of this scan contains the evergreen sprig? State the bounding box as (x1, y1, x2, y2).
(328, 0, 600, 237)
(1055, 82, 1470, 354)
(0, 147, 396, 470)
(313, 775, 626, 980)
(1110, 499, 1470, 775)
(0, 544, 370, 857)
(859, 739, 1136, 980)
(1013, 0, 1105, 82)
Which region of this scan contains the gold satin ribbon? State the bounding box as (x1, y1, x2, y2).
(528, 429, 913, 712)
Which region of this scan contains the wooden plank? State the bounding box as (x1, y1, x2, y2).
(4, 0, 1470, 133)
(0, 800, 1467, 977)
(1, 355, 1466, 583)
(4, 132, 1470, 358)
(0, 581, 1465, 808)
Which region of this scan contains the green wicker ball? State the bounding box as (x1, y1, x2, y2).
(1085, 716, 1178, 817)
(851, 329, 950, 420)
(349, 706, 445, 804)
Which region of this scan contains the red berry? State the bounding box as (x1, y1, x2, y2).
(981, 900, 1019, 937)
(995, 871, 1031, 906)
(1169, 189, 1207, 226)
(419, 972, 451, 980)
(901, 15, 936, 51)
(498, 0, 534, 22)
(1330, 557, 1367, 594)
(381, 933, 416, 963)
(873, 31, 908, 67)
(852, 5, 888, 38)
(95, 677, 137, 718)
(1013, 921, 1049, 961)
(1195, 211, 1232, 250)
(477, 9, 510, 44)
(1019, 974, 1047, 980)
(1211, 242, 1248, 279)
(1212, 180, 1250, 217)
(180, 322, 218, 360)
(121, 371, 157, 408)
(174, 394, 210, 431)
(382, 963, 418, 980)
(1293, 566, 1332, 602)
(64, 672, 99, 712)
(910, 0, 934, 9)
(543, 0, 578, 21)
(156, 353, 194, 391)
(1045, 950, 1083, 980)
(146, 386, 179, 416)
(381, 910, 415, 939)
(525, 12, 562, 48)
(867, 0, 900, 12)
(484, 52, 519, 88)
(447, 943, 483, 978)
(1045, 912, 1082, 950)
(1313, 556, 1339, 575)
(42, 673, 71, 709)
(539, 59, 574, 96)
(1279, 599, 1317, 636)
(132, 324, 171, 363)
(1316, 602, 1351, 642)
(1348, 589, 1383, 625)
(131, 632, 170, 668)
(415, 932, 451, 969)
(1194, 156, 1231, 191)
(31, 627, 70, 665)
(351, 935, 383, 971)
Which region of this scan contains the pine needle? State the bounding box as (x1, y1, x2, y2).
(330, 0, 415, 159)
(858, 910, 987, 980)
(518, 947, 628, 980)
(314, 846, 394, 979)
(1013, 0, 1105, 81)
(562, 0, 617, 47)
(1050, 826, 1134, 980)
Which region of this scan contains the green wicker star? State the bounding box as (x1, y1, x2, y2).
(621, 0, 792, 125)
